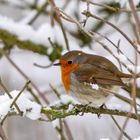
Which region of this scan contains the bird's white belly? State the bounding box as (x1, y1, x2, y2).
(70, 74, 114, 107)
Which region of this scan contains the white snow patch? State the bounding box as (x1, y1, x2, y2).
(0, 15, 64, 46)
(0, 90, 41, 120)
(50, 94, 79, 111)
(100, 138, 110, 140)
(20, 10, 37, 24)
(133, 136, 140, 140)
(91, 84, 99, 90)
(60, 94, 78, 104)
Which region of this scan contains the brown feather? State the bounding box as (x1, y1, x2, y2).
(73, 64, 124, 86)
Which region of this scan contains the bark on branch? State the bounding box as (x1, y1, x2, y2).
(41, 104, 140, 121)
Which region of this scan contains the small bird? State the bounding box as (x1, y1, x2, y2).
(54, 50, 133, 107)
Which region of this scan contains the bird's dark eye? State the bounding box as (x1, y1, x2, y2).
(67, 61, 72, 64)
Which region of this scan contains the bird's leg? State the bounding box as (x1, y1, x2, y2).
(97, 104, 105, 118)
(79, 102, 92, 116)
(100, 103, 105, 109)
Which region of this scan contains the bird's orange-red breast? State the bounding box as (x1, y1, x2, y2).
(54, 50, 132, 106)
(60, 59, 79, 91)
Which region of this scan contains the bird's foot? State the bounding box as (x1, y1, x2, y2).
(79, 102, 92, 116)
(97, 104, 105, 118)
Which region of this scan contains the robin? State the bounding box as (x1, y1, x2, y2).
(54, 50, 134, 107)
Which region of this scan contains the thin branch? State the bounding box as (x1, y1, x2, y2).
(128, 0, 140, 45)
(1, 51, 49, 104)
(49, 0, 70, 51)
(119, 107, 132, 140)
(100, 87, 140, 107)
(10, 81, 30, 107)
(82, 10, 140, 54)
(93, 32, 135, 66)
(1, 81, 30, 125)
(28, 0, 48, 25)
(55, 119, 67, 140)
(105, 105, 132, 140)
(90, 32, 134, 74)
(58, 8, 137, 74)
(33, 62, 53, 68)
(63, 120, 74, 140)
(88, 1, 140, 13)
(110, 115, 132, 140)
(0, 78, 21, 115)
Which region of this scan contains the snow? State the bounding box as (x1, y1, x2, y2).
(133, 136, 140, 140)
(0, 100, 12, 118)
(0, 15, 64, 47)
(100, 138, 110, 140)
(115, 0, 140, 8)
(91, 84, 99, 90)
(50, 94, 79, 111)
(0, 90, 41, 120)
(60, 94, 78, 104)
(0, 0, 140, 139)
(4, 0, 23, 6)
(20, 10, 37, 24)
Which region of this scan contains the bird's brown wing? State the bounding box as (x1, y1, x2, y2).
(73, 64, 124, 86)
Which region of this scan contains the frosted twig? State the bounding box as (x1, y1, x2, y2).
(10, 81, 30, 108)
(0, 78, 21, 115)
(1, 81, 30, 125)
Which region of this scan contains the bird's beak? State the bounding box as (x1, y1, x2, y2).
(53, 62, 61, 66)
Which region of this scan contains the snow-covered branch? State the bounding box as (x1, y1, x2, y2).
(0, 28, 48, 55)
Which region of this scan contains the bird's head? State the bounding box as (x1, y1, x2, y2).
(53, 50, 83, 91)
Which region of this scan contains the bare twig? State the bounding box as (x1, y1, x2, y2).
(128, 0, 140, 44)
(82, 10, 140, 54)
(63, 120, 74, 140)
(93, 32, 135, 66)
(83, 0, 90, 27)
(119, 108, 132, 140)
(1, 81, 30, 125)
(104, 105, 132, 140)
(88, 1, 140, 13)
(10, 81, 30, 107)
(49, 0, 70, 51)
(57, 8, 136, 74)
(111, 115, 132, 140)
(2, 51, 49, 104)
(34, 62, 53, 68)
(28, 0, 48, 25)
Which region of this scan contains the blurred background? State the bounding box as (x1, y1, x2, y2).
(0, 0, 140, 140)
